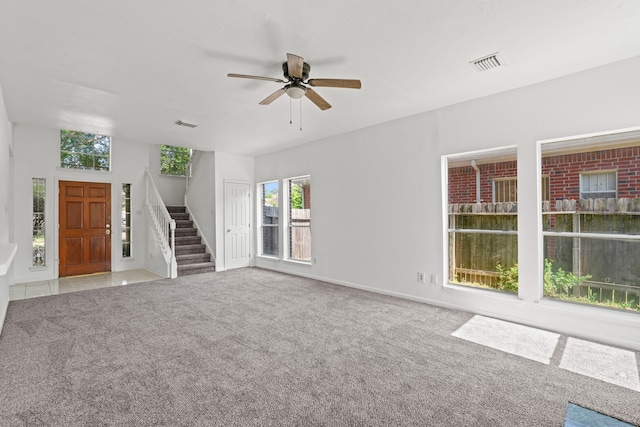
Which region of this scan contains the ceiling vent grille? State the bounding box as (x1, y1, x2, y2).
(471, 53, 502, 71)
(175, 120, 197, 128)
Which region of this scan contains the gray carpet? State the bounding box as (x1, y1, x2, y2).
(0, 268, 638, 426)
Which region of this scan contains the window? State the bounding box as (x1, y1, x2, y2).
(541, 135, 640, 312)
(287, 176, 311, 262)
(258, 181, 279, 257)
(493, 177, 517, 202)
(160, 145, 191, 176)
(60, 130, 111, 171)
(32, 178, 45, 266)
(447, 148, 518, 293)
(580, 171, 617, 199)
(122, 183, 132, 258)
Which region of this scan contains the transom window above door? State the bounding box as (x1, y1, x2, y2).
(60, 129, 111, 171)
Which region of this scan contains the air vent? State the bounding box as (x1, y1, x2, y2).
(175, 120, 197, 128)
(471, 53, 502, 71)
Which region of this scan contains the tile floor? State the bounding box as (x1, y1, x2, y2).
(9, 269, 164, 301)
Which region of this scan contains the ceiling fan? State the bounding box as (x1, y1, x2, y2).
(227, 53, 361, 111)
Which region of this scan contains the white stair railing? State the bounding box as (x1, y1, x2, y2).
(145, 168, 177, 278)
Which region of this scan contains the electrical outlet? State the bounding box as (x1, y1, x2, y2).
(417, 272, 425, 283)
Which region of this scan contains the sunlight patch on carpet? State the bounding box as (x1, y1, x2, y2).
(560, 338, 640, 392)
(451, 315, 560, 364)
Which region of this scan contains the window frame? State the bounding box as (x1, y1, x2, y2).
(539, 130, 640, 313)
(444, 146, 519, 295)
(31, 178, 46, 267)
(257, 180, 280, 259)
(121, 183, 132, 259)
(59, 129, 111, 171)
(160, 144, 191, 177)
(579, 170, 617, 200)
(285, 175, 312, 264)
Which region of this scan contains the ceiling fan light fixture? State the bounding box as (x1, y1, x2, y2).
(285, 84, 307, 99)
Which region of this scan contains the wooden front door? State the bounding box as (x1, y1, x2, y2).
(59, 181, 111, 277)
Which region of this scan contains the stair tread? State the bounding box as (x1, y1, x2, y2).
(177, 253, 210, 260)
(178, 262, 216, 269)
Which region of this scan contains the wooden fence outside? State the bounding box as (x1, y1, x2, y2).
(261, 207, 311, 260)
(291, 209, 311, 261)
(449, 198, 640, 305)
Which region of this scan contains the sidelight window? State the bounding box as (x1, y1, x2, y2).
(32, 178, 46, 266)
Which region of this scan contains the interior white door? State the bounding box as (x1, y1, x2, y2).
(225, 181, 251, 270)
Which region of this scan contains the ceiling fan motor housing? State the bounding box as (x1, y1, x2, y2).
(283, 62, 311, 81)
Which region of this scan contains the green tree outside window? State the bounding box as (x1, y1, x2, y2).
(161, 145, 191, 176)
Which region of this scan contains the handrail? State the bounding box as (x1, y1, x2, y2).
(145, 169, 177, 278)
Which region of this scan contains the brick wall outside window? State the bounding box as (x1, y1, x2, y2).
(448, 146, 640, 205)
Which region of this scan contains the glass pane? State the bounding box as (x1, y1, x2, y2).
(261, 226, 279, 256)
(160, 145, 190, 176)
(59, 130, 111, 171)
(121, 183, 132, 258)
(32, 178, 46, 266)
(289, 177, 311, 261)
(541, 137, 640, 312)
(448, 149, 518, 293)
(544, 235, 640, 312)
(261, 181, 279, 256)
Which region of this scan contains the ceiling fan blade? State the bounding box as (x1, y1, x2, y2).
(259, 88, 286, 105)
(307, 79, 362, 89)
(228, 73, 284, 83)
(287, 53, 304, 79)
(305, 88, 332, 110)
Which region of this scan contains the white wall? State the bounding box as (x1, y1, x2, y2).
(12, 124, 153, 282)
(0, 83, 14, 333)
(214, 151, 254, 270)
(148, 144, 187, 206)
(255, 55, 640, 350)
(185, 151, 216, 262)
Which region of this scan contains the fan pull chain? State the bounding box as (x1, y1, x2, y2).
(289, 97, 293, 125)
(300, 99, 303, 131)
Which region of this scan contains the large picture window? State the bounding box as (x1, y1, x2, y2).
(259, 181, 279, 257)
(60, 130, 111, 171)
(287, 176, 311, 262)
(446, 147, 518, 293)
(541, 133, 640, 312)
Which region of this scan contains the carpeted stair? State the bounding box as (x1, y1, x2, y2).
(167, 206, 216, 276)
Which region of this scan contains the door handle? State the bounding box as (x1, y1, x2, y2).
(105, 229, 111, 235)
(227, 229, 231, 233)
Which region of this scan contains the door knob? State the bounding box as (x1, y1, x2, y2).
(227, 229, 231, 232)
(105, 229, 111, 235)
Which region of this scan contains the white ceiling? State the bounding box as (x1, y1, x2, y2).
(1, 0, 640, 156)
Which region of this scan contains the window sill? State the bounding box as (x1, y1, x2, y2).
(28, 265, 48, 272)
(159, 174, 187, 179)
(282, 258, 312, 267)
(444, 282, 521, 301)
(256, 255, 280, 261)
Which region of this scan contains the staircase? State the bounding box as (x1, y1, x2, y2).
(167, 206, 216, 276)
